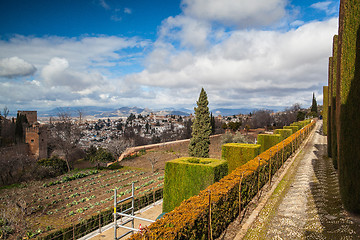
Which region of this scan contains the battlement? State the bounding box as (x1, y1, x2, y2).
(18, 110, 37, 125)
(26, 125, 40, 134)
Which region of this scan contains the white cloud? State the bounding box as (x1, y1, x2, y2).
(0, 35, 147, 71)
(158, 15, 211, 51)
(124, 8, 132, 14)
(128, 18, 338, 109)
(0, 1, 339, 112)
(310, 1, 337, 15)
(0, 35, 148, 110)
(99, 0, 110, 10)
(181, 0, 287, 27)
(290, 20, 305, 27)
(0, 57, 36, 78)
(41, 57, 105, 92)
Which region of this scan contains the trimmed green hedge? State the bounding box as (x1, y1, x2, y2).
(290, 122, 304, 130)
(331, 35, 339, 168)
(257, 134, 281, 153)
(328, 56, 333, 158)
(274, 129, 293, 141)
(283, 125, 298, 134)
(222, 143, 261, 173)
(163, 157, 228, 213)
(323, 86, 329, 135)
(337, 0, 360, 213)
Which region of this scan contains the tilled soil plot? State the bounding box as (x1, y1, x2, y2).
(0, 168, 164, 237)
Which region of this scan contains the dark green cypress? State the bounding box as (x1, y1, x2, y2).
(188, 88, 212, 158)
(310, 92, 318, 114)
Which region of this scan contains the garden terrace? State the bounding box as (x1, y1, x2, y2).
(129, 120, 315, 239)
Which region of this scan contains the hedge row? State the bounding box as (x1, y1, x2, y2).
(283, 125, 298, 134)
(336, 0, 360, 213)
(38, 189, 163, 240)
(327, 56, 333, 158)
(274, 129, 293, 141)
(163, 157, 228, 213)
(330, 35, 339, 169)
(323, 86, 329, 136)
(222, 143, 261, 173)
(129, 121, 315, 239)
(257, 134, 281, 153)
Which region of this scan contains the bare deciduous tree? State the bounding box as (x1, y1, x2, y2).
(2, 106, 9, 119)
(106, 138, 134, 159)
(77, 108, 85, 124)
(147, 155, 158, 173)
(48, 109, 84, 172)
(251, 110, 273, 129)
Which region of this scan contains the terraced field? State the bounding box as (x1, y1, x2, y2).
(0, 167, 164, 238)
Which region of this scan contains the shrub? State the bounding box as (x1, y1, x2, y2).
(283, 125, 298, 134)
(222, 143, 261, 173)
(163, 157, 228, 213)
(274, 129, 293, 141)
(221, 132, 251, 145)
(257, 134, 281, 153)
(37, 156, 68, 175)
(323, 87, 329, 135)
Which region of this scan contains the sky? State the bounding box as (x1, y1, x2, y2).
(0, 0, 339, 114)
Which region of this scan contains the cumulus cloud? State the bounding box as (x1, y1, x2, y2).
(0, 35, 147, 71)
(181, 0, 287, 27)
(0, 57, 36, 78)
(0, 35, 148, 110)
(128, 18, 338, 109)
(310, 1, 337, 15)
(41, 57, 105, 92)
(158, 15, 211, 51)
(0, 1, 338, 111)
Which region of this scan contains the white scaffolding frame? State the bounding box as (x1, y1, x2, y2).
(113, 183, 155, 239)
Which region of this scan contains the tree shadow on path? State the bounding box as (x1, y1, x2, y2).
(305, 143, 360, 239)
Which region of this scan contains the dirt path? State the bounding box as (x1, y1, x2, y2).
(241, 121, 360, 239)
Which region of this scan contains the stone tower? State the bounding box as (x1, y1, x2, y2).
(17, 111, 37, 125)
(17, 110, 48, 159)
(25, 124, 48, 159)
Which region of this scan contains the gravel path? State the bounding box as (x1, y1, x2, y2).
(243, 121, 360, 239)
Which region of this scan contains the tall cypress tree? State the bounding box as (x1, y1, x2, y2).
(311, 92, 318, 114)
(189, 88, 212, 158)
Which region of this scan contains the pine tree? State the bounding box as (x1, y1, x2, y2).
(189, 88, 212, 158)
(311, 93, 318, 115)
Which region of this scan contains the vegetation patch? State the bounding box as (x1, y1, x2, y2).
(257, 134, 281, 153)
(163, 157, 228, 213)
(222, 143, 261, 173)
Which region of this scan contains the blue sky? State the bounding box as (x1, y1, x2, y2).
(0, 0, 339, 114)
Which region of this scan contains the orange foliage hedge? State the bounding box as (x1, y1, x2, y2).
(129, 120, 316, 240)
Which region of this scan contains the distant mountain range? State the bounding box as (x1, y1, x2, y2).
(35, 106, 273, 118)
